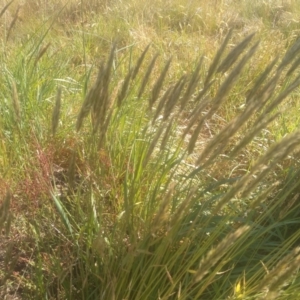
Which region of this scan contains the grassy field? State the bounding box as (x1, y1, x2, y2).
(1, 0, 300, 299)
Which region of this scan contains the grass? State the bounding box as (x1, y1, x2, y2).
(1, 0, 300, 299)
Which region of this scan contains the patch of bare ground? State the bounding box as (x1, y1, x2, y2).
(0, 232, 33, 300)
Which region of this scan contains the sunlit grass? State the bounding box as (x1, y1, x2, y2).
(1, 0, 300, 299)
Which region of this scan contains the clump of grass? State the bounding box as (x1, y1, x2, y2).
(31, 34, 300, 299)
(3, 1, 300, 299)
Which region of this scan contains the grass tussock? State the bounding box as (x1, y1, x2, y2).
(1, 0, 300, 299)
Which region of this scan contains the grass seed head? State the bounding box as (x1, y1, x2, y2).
(245, 56, 278, 103)
(138, 53, 158, 99)
(98, 107, 114, 149)
(217, 32, 255, 74)
(279, 193, 299, 220)
(152, 83, 174, 124)
(180, 56, 203, 109)
(215, 41, 259, 105)
(132, 44, 151, 80)
(236, 132, 300, 199)
(263, 73, 300, 115)
(149, 58, 172, 109)
(286, 54, 300, 77)
(188, 41, 260, 156)
(268, 254, 300, 295)
(77, 63, 105, 132)
(163, 75, 186, 121)
(230, 113, 279, 158)
(110, 79, 123, 109)
(187, 119, 205, 155)
(189, 41, 259, 155)
(193, 80, 214, 105)
(143, 125, 165, 167)
(257, 247, 300, 297)
(89, 47, 115, 133)
(76, 87, 95, 131)
(249, 182, 279, 210)
(196, 95, 270, 166)
(160, 118, 173, 151)
(194, 226, 249, 283)
(103, 44, 115, 88)
(117, 69, 132, 107)
(91, 62, 106, 129)
(204, 28, 233, 87)
(278, 37, 300, 71)
(182, 96, 210, 140)
(34, 42, 51, 66)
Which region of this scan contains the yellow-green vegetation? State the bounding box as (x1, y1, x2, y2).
(2, 0, 300, 299)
